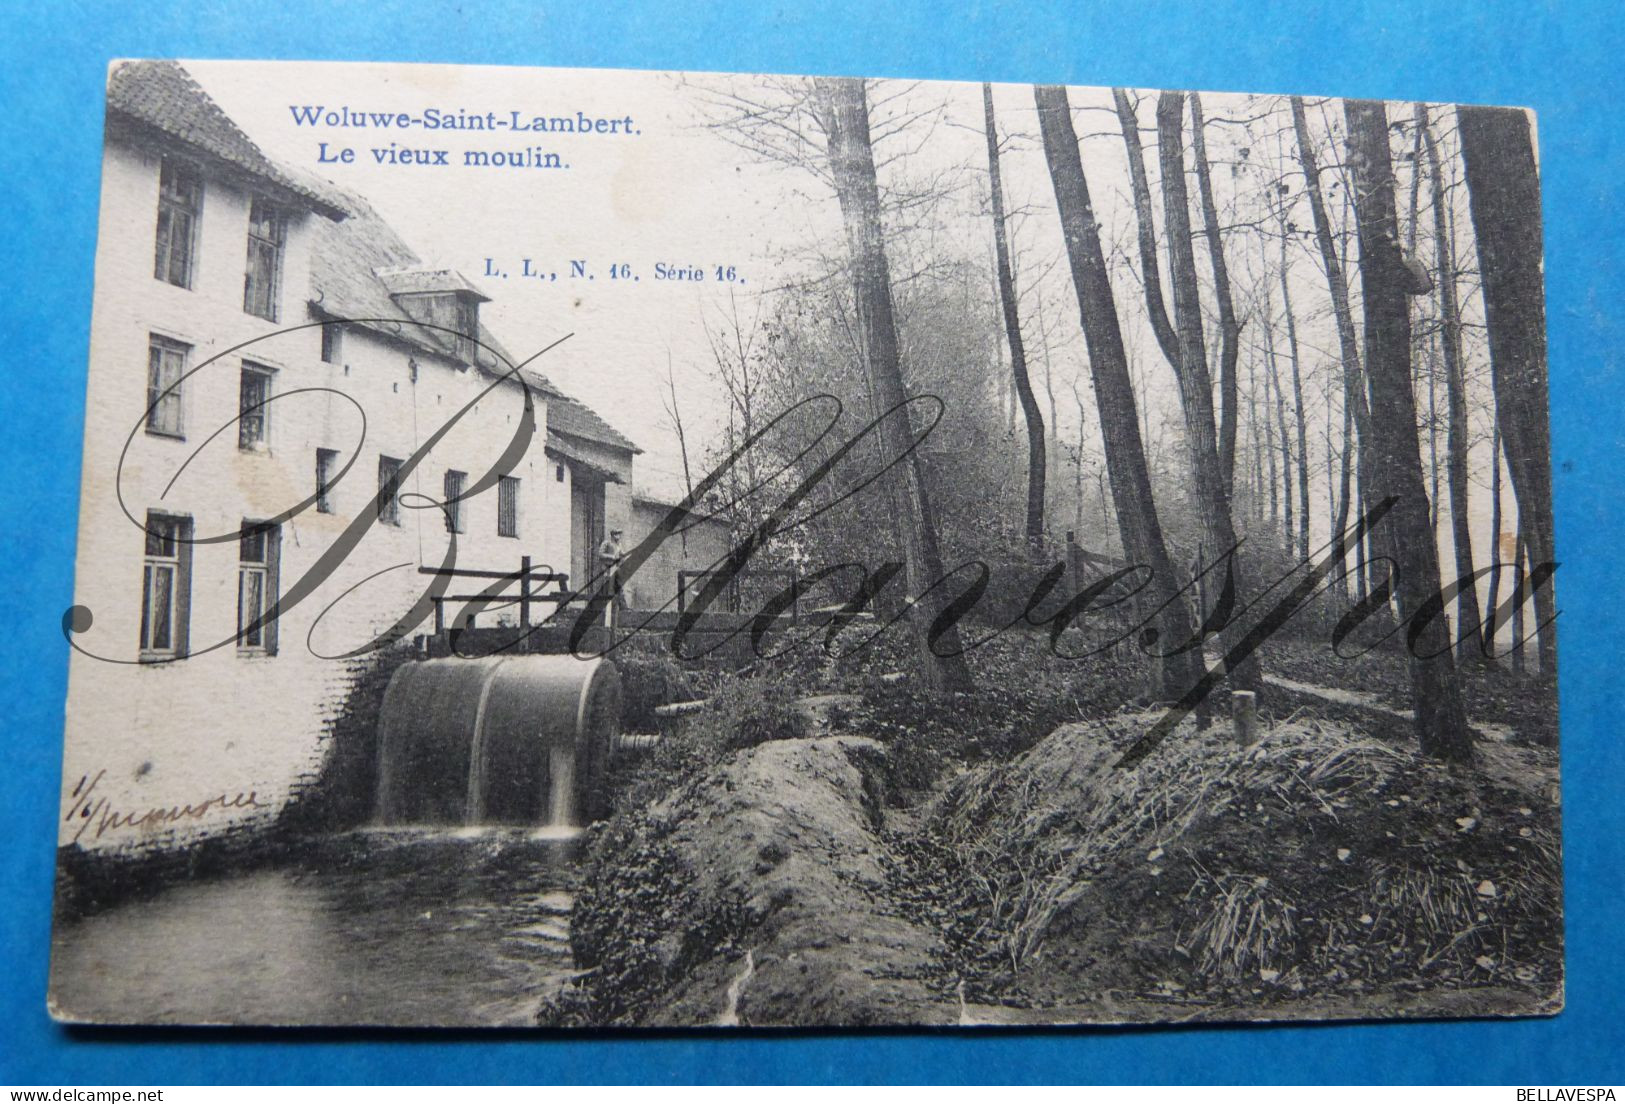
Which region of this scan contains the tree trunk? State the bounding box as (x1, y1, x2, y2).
(1035, 293, 1064, 533)
(983, 83, 1047, 554)
(1269, 320, 1295, 554)
(1036, 84, 1204, 705)
(1154, 90, 1260, 692)
(812, 76, 973, 693)
(1249, 340, 1274, 528)
(1277, 237, 1313, 560)
(1482, 418, 1504, 656)
(1292, 96, 1374, 591)
(1327, 391, 1349, 603)
(1259, 288, 1292, 548)
(1354, 476, 1369, 605)
(1422, 105, 1487, 663)
(1112, 89, 1183, 368)
(1344, 97, 1474, 762)
(1074, 422, 1086, 541)
(1257, 265, 1281, 530)
(1427, 328, 1441, 531)
(1512, 531, 1527, 674)
(1458, 104, 1556, 679)
(1190, 93, 1242, 496)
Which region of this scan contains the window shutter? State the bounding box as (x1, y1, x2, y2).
(174, 518, 193, 657)
(265, 524, 280, 656)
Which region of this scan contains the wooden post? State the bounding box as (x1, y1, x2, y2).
(1232, 690, 1260, 746)
(519, 554, 531, 629)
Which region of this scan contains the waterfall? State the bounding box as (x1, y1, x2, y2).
(546, 745, 578, 828)
(373, 655, 620, 829)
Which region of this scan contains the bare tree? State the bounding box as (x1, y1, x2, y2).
(1421, 104, 1486, 662)
(1263, 298, 1295, 551)
(982, 83, 1046, 553)
(1458, 104, 1557, 680)
(1113, 89, 1260, 693)
(1344, 97, 1474, 762)
(1276, 234, 1312, 560)
(812, 76, 974, 693)
(1035, 84, 1204, 713)
(1292, 96, 1372, 591)
(661, 350, 696, 502)
(1483, 418, 1505, 655)
(1250, 322, 1279, 529)
(1189, 92, 1243, 494)
(704, 290, 769, 530)
(658, 349, 697, 556)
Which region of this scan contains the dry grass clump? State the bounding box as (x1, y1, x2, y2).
(929, 709, 1561, 1004)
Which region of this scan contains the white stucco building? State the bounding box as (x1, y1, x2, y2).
(61, 61, 638, 854)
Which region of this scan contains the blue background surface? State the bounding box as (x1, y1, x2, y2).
(2, 0, 1620, 1085)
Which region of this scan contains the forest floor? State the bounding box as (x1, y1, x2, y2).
(543, 630, 1563, 1028)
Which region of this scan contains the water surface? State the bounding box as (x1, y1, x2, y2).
(50, 828, 582, 1027)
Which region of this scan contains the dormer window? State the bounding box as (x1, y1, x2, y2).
(244, 198, 285, 321)
(449, 294, 478, 365)
(404, 291, 479, 365)
(375, 267, 488, 368)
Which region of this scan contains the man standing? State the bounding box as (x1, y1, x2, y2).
(597, 527, 626, 626)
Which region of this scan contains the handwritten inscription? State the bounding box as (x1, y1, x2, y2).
(63, 770, 268, 845)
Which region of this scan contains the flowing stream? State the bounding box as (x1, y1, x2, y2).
(52, 654, 619, 1027)
(50, 828, 583, 1027)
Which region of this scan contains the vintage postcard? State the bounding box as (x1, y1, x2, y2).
(49, 59, 1561, 1028)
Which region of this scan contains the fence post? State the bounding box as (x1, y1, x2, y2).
(520, 554, 531, 629)
(1232, 690, 1260, 746)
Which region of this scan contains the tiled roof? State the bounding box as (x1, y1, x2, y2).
(300, 181, 516, 366)
(105, 60, 346, 220)
(303, 184, 638, 455)
(376, 266, 490, 301)
(545, 433, 626, 483)
(545, 390, 642, 454)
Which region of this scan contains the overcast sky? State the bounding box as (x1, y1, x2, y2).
(185, 60, 1508, 564)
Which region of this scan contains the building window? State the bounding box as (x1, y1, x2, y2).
(237, 521, 280, 654)
(239, 363, 274, 450)
(443, 469, 467, 534)
(146, 335, 187, 438)
(140, 512, 192, 660)
(320, 323, 342, 364)
(243, 198, 285, 321)
(315, 448, 339, 514)
(377, 455, 403, 526)
(497, 475, 520, 538)
(555, 464, 565, 483)
(153, 158, 200, 289)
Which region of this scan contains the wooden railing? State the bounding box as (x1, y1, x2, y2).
(419, 555, 571, 634)
(675, 568, 800, 625)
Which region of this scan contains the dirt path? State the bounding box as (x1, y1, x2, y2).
(1260, 668, 1513, 743)
(1234, 660, 1559, 801)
